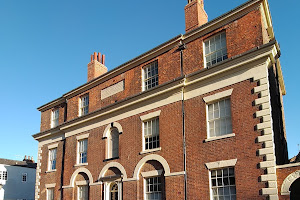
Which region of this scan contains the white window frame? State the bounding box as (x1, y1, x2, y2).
(142, 61, 158, 91)
(79, 94, 89, 116)
(0, 171, 7, 180)
(104, 181, 123, 200)
(140, 111, 161, 154)
(22, 173, 27, 182)
(51, 108, 59, 128)
(206, 98, 232, 137)
(203, 89, 234, 141)
(48, 148, 57, 171)
(206, 159, 237, 200)
(77, 185, 89, 200)
(107, 128, 119, 159)
(142, 117, 160, 151)
(203, 32, 228, 68)
(144, 176, 162, 200)
(209, 167, 236, 200)
(47, 188, 54, 200)
(77, 139, 88, 165)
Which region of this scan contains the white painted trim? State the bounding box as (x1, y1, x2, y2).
(203, 89, 233, 103)
(259, 161, 275, 168)
(76, 133, 89, 140)
(103, 181, 123, 200)
(257, 135, 273, 143)
(254, 96, 269, 105)
(38, 133, 65, 146)
(67, 167, 94, 188)
(140, 147, 161, 155)
(205, 159, 237, 170)
(103, 122, 123, 138)
(165, 171, 185, 177)
(46, 169, 57, 173)
(277, 162, 300, 169)
(62, 185, 72, 189)
(133, 154, 171, 180)
(64, 86, 182, 139)
(258, 148, 273, 156)
(74, 163, 88, 167)
(256, 109, 271, 118)
(98, 162, 128, 181)
(76, 180, 89, 186)
(34, 43, 278, 142)
(140, 110, 161, 121)
(260, 174, 277, 182)
(45, 183, 56, 188)
(48, 143, 58, 149)
(141, 169, 163, 178)
(280, 170, 300, 195)
(103, 123, 122, 159)
(90, 182, 102, 186)
(261, 188, 277, 195)
(204, 133, 235, 143)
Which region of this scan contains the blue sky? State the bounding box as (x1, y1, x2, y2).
(0, 0, 299, 161)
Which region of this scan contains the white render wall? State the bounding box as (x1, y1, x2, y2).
(0, 164, 35, 200)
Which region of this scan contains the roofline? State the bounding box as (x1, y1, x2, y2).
(33, 40, 280, 140)
(37, 0, 274, 111)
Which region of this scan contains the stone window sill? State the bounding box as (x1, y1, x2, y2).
(140, 147, 161, 155)
(74, 163, 88, 167)
(204, 133, 235, 143)
(46, 169, 56, 173)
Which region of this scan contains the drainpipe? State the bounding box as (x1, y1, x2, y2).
(178, 40, 187, 200)
(60, 138, 66, 200)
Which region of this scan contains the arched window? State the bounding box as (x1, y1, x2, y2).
(107, 128, 119, 159)
(103, 181, 122, 200)
(110, 182, 118, 200)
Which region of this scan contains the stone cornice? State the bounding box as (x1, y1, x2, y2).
(37, 97, 65, 112)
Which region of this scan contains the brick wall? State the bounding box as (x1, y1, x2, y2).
(40, 101, 184, 199)
(36, 3, 281, 199)
(39, 8, 266, 130)
(277, 165, 300, 200)
(184, 80, 265, 199)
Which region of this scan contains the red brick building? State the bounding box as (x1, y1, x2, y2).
(33, 0, 300, 199)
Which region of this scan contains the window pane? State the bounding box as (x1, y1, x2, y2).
(211, 168, 236, 200)
(80, 95, 89, 116)
(143, 61, 158, 91)
(224, 186, 230, 195)
(78, 139, 88, 163)
(208, 99, 232, 137)
(145, 177, 162, 200)
(49, 148, 57, 170)
(204, 32, 228, 67)
(144, 117, 159, 150)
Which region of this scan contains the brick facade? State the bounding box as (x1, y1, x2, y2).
(33, 0, 298, 200)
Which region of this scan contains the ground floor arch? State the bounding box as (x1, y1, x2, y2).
(281, 170, 300, 198)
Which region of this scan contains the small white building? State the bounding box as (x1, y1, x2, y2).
(0, 157, 36, 200)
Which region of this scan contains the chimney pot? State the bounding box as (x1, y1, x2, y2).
(98, 53, 101, 62)
(102, 54, 105, 65)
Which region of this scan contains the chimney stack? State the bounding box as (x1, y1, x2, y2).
(185, 0, 208, 32)
(87, 52, 108, 82)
